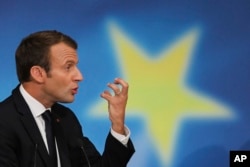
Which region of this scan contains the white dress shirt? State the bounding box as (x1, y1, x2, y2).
(19, 85, 130, 166)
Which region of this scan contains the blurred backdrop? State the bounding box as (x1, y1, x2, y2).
(1, 0, 250, 166)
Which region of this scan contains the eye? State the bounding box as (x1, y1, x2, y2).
(65, 63, 73, 70)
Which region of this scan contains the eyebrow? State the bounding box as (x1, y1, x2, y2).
(64, 58, 79, 65)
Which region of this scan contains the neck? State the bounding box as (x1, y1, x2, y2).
(22, 82, 54, 108)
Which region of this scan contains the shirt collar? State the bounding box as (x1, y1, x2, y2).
(19, 84, 49, 117)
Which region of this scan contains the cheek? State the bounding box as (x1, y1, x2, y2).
(46, 76, 69, 92)
(46, 80, 71, 100)
(44, 74, 75, 102)
(46, 71, 73, 92)
(52, 78, 70, 91)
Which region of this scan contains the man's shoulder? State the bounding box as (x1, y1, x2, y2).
(0, 94, 14, 109)
(0, 95, 18, 121)
(0, 85, 21, 106)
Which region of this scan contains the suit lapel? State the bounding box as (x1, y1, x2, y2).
(20, 115, 51, 165)
(12, 86, 52, 167)
(52, 106, 72, 167)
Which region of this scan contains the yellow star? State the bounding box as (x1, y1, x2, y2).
(89, 22, 233, 166)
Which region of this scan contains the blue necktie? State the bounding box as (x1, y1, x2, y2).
(42, 110, 57, 166)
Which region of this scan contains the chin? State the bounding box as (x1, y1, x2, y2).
(59, 98, 75, 103)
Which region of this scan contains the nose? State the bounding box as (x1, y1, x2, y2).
(75, 67, 84, 82)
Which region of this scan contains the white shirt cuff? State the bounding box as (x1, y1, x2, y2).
(110, 125, 130, 146)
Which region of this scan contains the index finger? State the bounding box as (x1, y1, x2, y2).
(114, 78, 129, 94)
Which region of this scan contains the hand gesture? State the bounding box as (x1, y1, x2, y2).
(101, 78, 129, 135)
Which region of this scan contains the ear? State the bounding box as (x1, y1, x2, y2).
(30, 66, 46, 83)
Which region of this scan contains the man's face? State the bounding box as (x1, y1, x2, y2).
(43, 42, 83, 104)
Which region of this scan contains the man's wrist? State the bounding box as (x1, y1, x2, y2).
(110, 125, 130, 146)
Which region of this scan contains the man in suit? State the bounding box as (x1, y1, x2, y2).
(0, 30, 135, 167)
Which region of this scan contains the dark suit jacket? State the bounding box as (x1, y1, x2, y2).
(0, 86, 135, 167)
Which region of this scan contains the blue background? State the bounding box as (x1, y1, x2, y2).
(1, 0, 250, 166)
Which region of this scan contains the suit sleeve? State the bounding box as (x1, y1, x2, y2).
(99, 132, 135, 167)
(55, 104, 135, 167)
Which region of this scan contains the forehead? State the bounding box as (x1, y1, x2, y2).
(49, 42, 78, 61)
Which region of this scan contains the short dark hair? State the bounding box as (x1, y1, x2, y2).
(15, 30, 78, 82)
